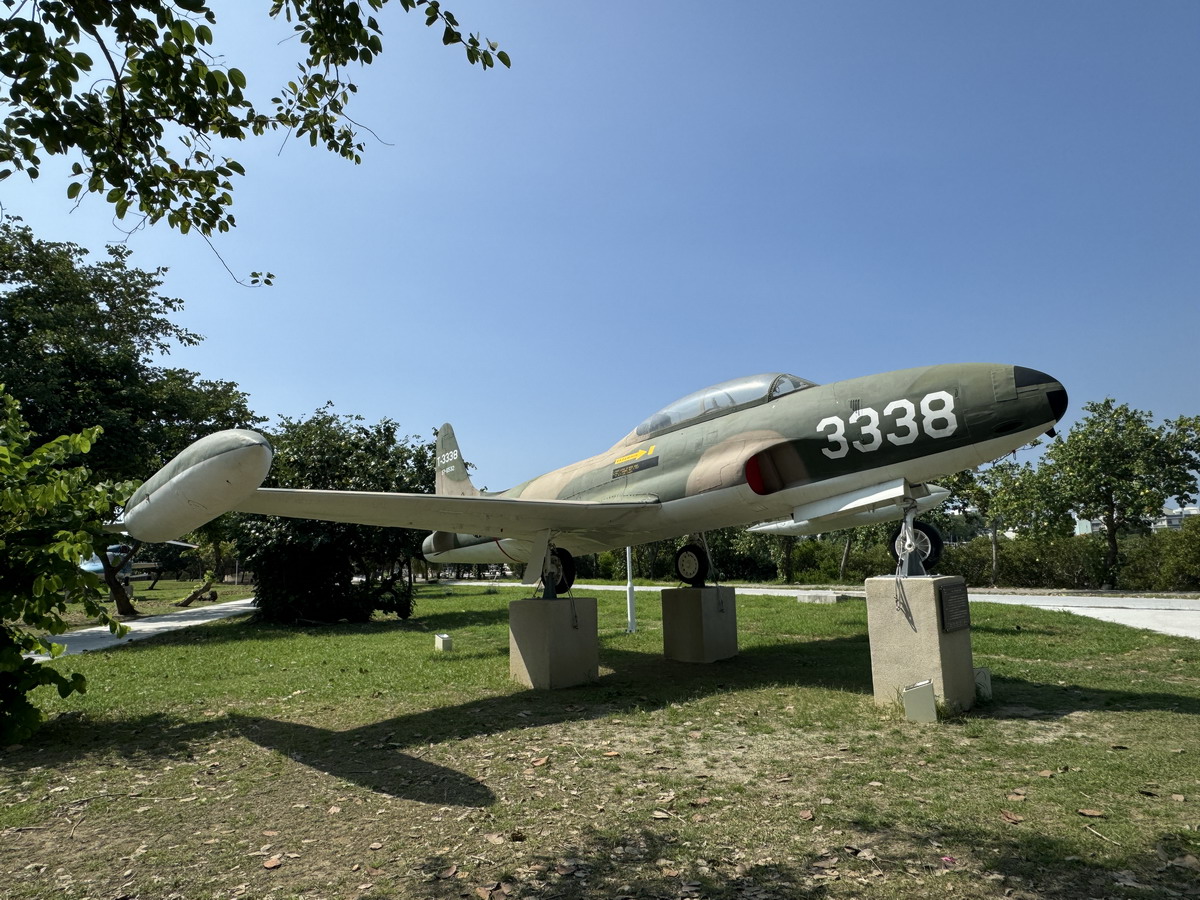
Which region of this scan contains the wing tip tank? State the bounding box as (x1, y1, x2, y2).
(124, 429, 273, 543)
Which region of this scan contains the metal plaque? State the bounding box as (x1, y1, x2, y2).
(938, 581, 971, 632)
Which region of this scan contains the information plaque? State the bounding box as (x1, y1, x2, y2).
(938, 581, 971, 632)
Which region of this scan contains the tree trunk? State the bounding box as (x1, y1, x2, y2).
(989, 527, 999, 587)
(100, 550, 138, 617)
(839, 534, 853, 581)
(1103, 512, 1120, 588)
(175, 579, 215, 607)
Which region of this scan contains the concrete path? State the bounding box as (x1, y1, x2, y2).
(27, 597, 256, 660)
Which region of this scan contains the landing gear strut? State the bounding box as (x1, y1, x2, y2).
(889, 519, 944, 573)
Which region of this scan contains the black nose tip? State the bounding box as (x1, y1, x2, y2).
(1015, 366, 1069, 422)
(1047, 385, 1069, 422)
(1014, 366, 1055, 388)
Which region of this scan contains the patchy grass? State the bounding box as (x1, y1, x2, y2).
(2, 585, 1198, 900)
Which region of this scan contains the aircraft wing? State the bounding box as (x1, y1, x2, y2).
(120, 428, 663, 544)
(234, 488, 660, 538)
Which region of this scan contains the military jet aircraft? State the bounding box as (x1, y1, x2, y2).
(121, 363, 1067, 591)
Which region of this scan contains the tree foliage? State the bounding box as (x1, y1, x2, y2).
(0, 391, 131, 744)
(235, 406, 434, 624)
(0, 216, 260, 612)
(0, 0, 509, 246)
(1039, 399, 1200, 586)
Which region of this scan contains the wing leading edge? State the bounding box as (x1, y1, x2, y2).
(234, 488, 661, 541)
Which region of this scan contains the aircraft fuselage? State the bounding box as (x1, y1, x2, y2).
(421, 363, 1067, 565)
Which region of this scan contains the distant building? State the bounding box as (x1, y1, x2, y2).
(1152, 506, 1199, 532)
(1077, 506, 1199, 535)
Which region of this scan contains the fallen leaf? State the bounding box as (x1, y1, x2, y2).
(369, 841, 383, 850)
(1007, 793, 1027, 802)
(263, 857, 282, 870)
(1171, 794, 1186, 802)
(1038, 770, 1055, 778)
(327, 805, 341, 814)
(262, 830, 279, 836)
(1077, 809, 1106, 818)
(438, 864, 458, 879)
(484, 833, 504, 845)
(603, 751, 621, 757)
(531, 756, 549, 767)
(1168, 855, 1199, 871)
(811, 857, 839, 869)
(1001, 810, 1024, 825)
(798, 809, 814, 820)
(652, 809, 672, 819)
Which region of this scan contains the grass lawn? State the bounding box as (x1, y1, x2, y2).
(2, 584, 1198, 900)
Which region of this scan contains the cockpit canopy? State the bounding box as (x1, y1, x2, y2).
(634, 373, 817, 438)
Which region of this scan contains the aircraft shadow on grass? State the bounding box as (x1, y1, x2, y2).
(22, 631, 1199, 811)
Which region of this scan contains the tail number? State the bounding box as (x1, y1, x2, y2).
(437, 450, 459, 467)
(818, 391, 958, 459)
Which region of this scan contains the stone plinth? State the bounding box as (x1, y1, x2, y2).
(508, 597, 598, 689)
(865, 575, 975, 713)
(661, 587, 738, 663)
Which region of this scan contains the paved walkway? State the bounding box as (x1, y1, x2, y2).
(26, 597, 256, 660)
(26, 584, 1200, 660)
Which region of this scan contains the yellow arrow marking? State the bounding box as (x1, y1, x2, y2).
(614, 445, 656, 466)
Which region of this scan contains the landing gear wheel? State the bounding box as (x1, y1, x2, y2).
(543, 547, 576, 594)
(674, 543, 710, 587)
(889, 520, 944, 570)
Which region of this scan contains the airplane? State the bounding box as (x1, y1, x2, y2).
(120, 363, 1068, 592)
(80, 541, 198, 589)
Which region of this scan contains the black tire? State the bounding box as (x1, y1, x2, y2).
(889, 520, 944, 570)
(545, 547, 576, 594)
(674, 543, 710, 587)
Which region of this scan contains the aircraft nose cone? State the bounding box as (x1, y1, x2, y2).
(1014, 366, 1069, 423)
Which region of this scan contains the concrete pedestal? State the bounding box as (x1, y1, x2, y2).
(661, 587, 737, 663)
(508, 597, 598, 689)
(865, 575, 975, 714)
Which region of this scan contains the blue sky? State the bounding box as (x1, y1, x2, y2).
(4, 1, 1197, 489)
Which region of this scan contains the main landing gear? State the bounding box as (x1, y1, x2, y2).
(541, 546, 576, 595)
(674, 542, 711, 588)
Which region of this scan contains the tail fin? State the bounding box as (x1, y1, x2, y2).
(435, 423, 480, 496)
